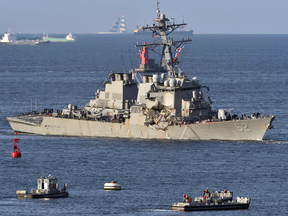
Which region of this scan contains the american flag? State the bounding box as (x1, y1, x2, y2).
(138, 49, 142, 59)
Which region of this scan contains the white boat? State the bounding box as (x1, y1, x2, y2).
(104, 181, 121, 190)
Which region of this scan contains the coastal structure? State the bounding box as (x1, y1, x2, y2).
(6, 1, 274, 140)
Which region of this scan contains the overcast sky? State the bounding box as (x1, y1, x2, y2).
(1, 0, 288, 34)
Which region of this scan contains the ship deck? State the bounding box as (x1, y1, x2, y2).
(7, 114, 44, 125)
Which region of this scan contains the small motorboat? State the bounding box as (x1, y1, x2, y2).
(16, 174, 68, 199)
(104, 181, 121, 190)
(172, 188, 250, 211)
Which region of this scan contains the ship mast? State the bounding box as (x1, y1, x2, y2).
(135, 0, 192, 78)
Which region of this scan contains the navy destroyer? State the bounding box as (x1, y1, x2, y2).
(6, 1, 274, 140)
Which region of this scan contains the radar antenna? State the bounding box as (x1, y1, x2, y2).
(156, 0, 160, 18)
(135, 0, 192, 78)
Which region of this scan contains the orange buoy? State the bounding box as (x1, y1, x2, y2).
(11, 138, 21, 158)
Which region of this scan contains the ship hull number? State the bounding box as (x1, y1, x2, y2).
(235, 123, 251, 132)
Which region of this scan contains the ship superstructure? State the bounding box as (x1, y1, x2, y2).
(6, 1, 274, 140)
(0, 29, 17, 43)
(135, 41, 166, 73)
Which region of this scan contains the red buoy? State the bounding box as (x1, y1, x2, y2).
(11, 138, 21, 158)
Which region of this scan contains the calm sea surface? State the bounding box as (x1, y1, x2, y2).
(0, 34, 287, 215)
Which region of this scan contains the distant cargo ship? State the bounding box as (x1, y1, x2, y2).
(43, 33, 75, 42)
(0, 29, 49, 45)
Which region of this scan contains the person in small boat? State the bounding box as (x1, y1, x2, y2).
(183, 194, 186, 202)
(203, 188, 211, 198)
(183, 194, 190, 202)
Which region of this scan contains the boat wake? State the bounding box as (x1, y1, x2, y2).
(138, 209, 172, 212)
(262, 140, 288, 145)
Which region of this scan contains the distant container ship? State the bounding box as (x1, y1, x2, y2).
(43, 33, 75, 42)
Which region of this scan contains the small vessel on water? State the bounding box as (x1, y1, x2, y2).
(43, 32, 75, 42)
(6, 1, 274, 140)
(0, 29, 49, 45)
(16, 174, 68, 199)
(104, 181, 121, 190)
(172, 189, 250, 211)
(135, 42, 166, 73)
(97, 15, 126, 34)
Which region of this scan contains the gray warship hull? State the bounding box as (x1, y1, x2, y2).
(7, 115, 274, 140)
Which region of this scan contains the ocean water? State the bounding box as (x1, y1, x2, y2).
(0, 34, 287, 215)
